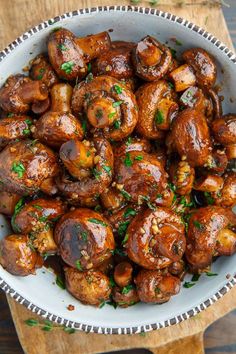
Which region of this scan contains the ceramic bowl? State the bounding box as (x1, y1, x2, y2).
(0, 6, 235, 335)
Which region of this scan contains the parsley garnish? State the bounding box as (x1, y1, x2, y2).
(183, 282, 195, 288)
(205, 272, 218, 277)
(61, 61, 74, 74)
(112, 100, 123, 108)
(56, 276, 65, 289)
(33, 205, 43, 210)
(118, 220, 130, 237)
(11, 161, 26, 178)
(134, 155, 143, 161)
(113, 120, 121, 129)
(108, 112, 116, 119)
(113, 85, 122, 94)
(103, 165, 112, 175)
(124, 153, 133, 167)
(75, 260, 83, 271)
(92, 167, 102, 180)
(193, 220, 204, 230)
(87, 63, 92, 72)
(88, 218, 107, 227)
(155, 109, 164, 125)
(122, 233, 129, 245)
(95, 109, 103, 119)
(204, 192, 214, 205)
(191, 274, 201, 282)
(57, 44, 68, 51)
(121, 284, 134, 294)
(124, 207, 136, 218)
(120, 189, 131, 200)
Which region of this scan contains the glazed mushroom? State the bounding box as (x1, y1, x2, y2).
(29, 54, 59, 88)
(114, 261, 133, 288)
(0, 140, 59, 195)
(166, 108, 212, 167)
(114, 150, 167, 203)
(93, 41, 135, 80)
(0, 116, 34, 150)
(12, 198, 66, 254)
(135, 80, 178, 139)
(169, 159, 195, 195)
(0, 75, 48, 114)
(212, 114, 236, 159)
(72, 75, 138, 140)
(114, 137, 151, 158)
(193, 174, 224, 193)
(135, 269, 181, 304)
(65, 267, 111, 307)
(126, 207, 186, 269)
(185, 206, 236, 272)
(56, 136, 113, 198)
(182, 48, 217, 88)
(0, 191, 21, 216)
(34, 83, 84, 148)
(54, 208, 115, 269)
(132, 36, 172, 81)
(100, 187, 125, 211)
(112, 285, 139, 307)
(207, 149, 228, 174)
(169, 64, 196, 92)
(212, 172, 236, 207)
(0, 234, 43, 276)
(48, 28, 111, 81)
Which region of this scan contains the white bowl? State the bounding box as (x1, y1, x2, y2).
(0, 6, 235, 335)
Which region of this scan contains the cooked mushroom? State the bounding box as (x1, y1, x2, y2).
(34, 83, 84, 148)
(0, 140, 59, 195)
(54, 208, 115, 269)
(48, 28, 111, 81)
(182, 48, 217, 88)
(65, 267, 111, 307)
(0, 234, 43, 276)
(112, 285, 139, 307)
(0, 191, 21, 216)
(135, 80, 178, 139)
(0, 75, 48, 114)
(72, 75, 138, 140)
(126, 207, 186, 269)
(132, 36, 172, 81)
(212, 114, 236, 159)
(135, 269, 181, 303)
(56, 136, 113, 198)
(166, 109, 212, 167)
(185, 206, 236, 271)
(29, 54, 59, 88)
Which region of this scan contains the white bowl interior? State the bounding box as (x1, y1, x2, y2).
(0, 8, 235, 333)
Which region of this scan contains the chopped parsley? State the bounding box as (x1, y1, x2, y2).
(56, 276, 65, 290)
(205, 272, 218, 277)
(183, 282, 196, 288)
(118, 220, 130, 237)
(95, 109, 103, 119)
(92, 167, 102, 180)
(120, 189, 131, 200)
(108, 112, 116, 119)
(122, 233, 129, 245)
(155, 109, 164, 125)
(33, 205, 43, 210)
(37, 68, 45, 80)
(99, 300, 106, 308)
(88, 218, 107, 227)
(124, 153, 133, 167)
(113, 120, 121, 129)
(112, 100, 123, 108)
(191, 274, 201, 282)
(193, 220, 204, 230)
(75, 260, 83, 271)
(204, 192, 214, 205)
(121, 284, 134, 294)
(109, 276, 116, 288)
(57, 43, 68, 51)
(85, 73, 93, 82)
(61, 61, 74, 74)
(113, 85, 122, 94)
(168, 81, 174, 89)
(87, 62, 92, 72)
(134, 155, 143, 161)
(103, 165, 112, 175)
(124, 207, 136, 218)
(11, 161, 26, 178)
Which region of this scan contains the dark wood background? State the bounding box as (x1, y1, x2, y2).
(0, 1, 236, 353)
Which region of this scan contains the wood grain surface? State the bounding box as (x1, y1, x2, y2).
(0, 0, 236, 353)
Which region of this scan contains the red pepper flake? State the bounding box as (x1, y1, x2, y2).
(67, 304, 75, 311)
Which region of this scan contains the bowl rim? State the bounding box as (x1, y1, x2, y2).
(0, 5, 236, 335)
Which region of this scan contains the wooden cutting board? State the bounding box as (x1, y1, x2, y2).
(0, 1, 235, 353)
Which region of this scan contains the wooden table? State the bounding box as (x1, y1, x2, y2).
(0, 0, 236, 353)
